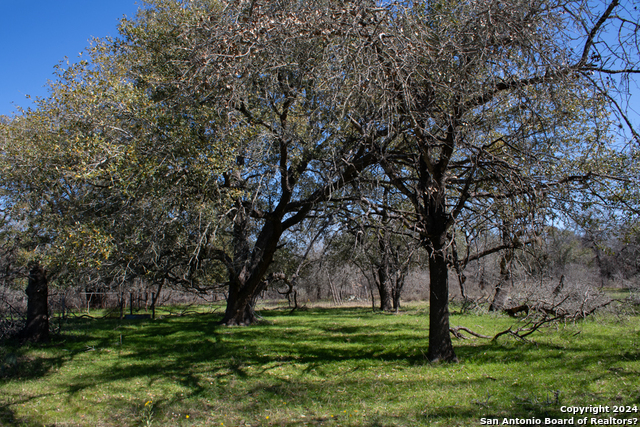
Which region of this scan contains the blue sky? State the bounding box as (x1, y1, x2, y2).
(0, 1, 141, 117)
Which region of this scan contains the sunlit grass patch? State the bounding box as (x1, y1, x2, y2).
(1, 303, 638, 426)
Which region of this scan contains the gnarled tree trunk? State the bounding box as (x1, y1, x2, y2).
(392, 282, 402, 312)
(222, 288, 260, 325)
(220, 214, 281, 326)
(378, 280, 393, 311)
(222, 274, 268, 326)
(20, 263, 50, 342)
(423, 168, 457, 362)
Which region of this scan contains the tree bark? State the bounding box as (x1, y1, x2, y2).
(376, 225, 394, 311)
(222, 283, 261, 325)
(220, 217, 280, 325)
(150, 280, 164, 320)
(427, 247, 457, 362)
(489, 233, 514, 312)
(20, 263, 50, 342)
(392, 284, 401, 312)
(377, 264, 393, 311)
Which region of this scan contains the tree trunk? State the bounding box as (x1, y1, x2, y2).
(222, 284, 260, 325)
(20, 263, 50, 342)
(149, 280, 164, 320)
(223, 271, 271, 325)
(489, 238, 514, 312)
(427, 244, 457, 362)
(220, 212, 280, 325)
(489, 282, 510, 312)
(376, 228, 393, 312)
(327, 271, 341, 305)
(369, 280, 376, 310)
(392, 283, 401, 312)
(392, 257, 408, 312)
(377, 264, 393, 311)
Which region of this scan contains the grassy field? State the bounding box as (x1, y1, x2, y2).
(1, 302, 639, 426)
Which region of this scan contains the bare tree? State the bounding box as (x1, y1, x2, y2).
(342, 0, 640, 361)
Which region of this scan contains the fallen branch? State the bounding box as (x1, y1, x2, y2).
(449, 326, 493, 339)
(451, 296, 613, 342)
(499, 314, 563, 341)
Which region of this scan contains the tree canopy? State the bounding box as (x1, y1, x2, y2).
(1, 0, 638, 360)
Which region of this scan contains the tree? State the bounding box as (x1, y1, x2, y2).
(2, 0, 638, 364)
(2, 0, 382, 326)
(342, 0, 640, 361)
(112, 0, 394, 325)
(0, 16, 238, 319)
(329, 180, 421, 311)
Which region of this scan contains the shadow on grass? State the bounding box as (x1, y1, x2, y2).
(3, 306, 639, 426)
(0, 391, 60, 427)
(1, 338, 70, 383)
(0, 404, 19, 427)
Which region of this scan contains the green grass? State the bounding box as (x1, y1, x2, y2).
(1, 303, 639, 426)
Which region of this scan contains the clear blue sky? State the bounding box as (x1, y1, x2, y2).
(0, 1, 141, 117)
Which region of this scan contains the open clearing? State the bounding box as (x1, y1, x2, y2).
(1, 303, 639, 426)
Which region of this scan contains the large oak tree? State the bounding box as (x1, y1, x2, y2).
(2, 0, 384, 325)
